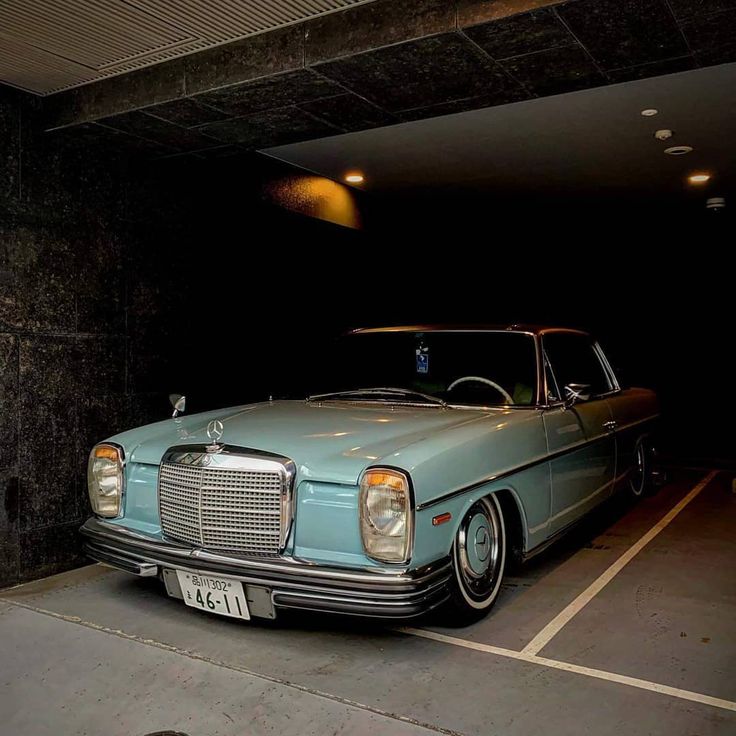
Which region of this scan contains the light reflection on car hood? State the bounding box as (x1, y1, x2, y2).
(109, 400, 515, 485)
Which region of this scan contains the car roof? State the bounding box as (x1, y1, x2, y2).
(349, 324, 590, 337)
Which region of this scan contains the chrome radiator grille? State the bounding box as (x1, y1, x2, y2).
(158, 454, 288, 556)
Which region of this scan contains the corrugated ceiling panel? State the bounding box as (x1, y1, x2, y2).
(0, 0, 194, 70)
(0, 32, 99, 92)
(0, 0, 374, 95)
(135, 0, 364, 41)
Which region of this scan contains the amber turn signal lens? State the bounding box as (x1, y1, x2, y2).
(363, 471, 405, 490)
(94, 445, 120, 461)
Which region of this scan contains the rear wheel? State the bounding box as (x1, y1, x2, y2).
(445, 495, 506, 623)
(629, 440, 651, 497)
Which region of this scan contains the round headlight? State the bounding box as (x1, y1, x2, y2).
(87, 443, 124, 518)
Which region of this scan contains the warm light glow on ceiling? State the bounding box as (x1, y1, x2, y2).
(263, 175, 361, 229)
(344, 172, 365, 184)
(688, 173, 711, 184)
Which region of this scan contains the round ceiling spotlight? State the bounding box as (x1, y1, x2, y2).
(641, 108, 659, 117)
(654, 129, 674, 141)
(688, 173, 711, 184)
(344, 172, 365, 184)
(664, 145, 693, 155)
(706, 197, 725, 211)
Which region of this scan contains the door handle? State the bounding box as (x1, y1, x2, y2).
(603, 420, 617, 432)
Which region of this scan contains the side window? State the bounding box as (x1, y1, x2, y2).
(543, 333, 612, 399)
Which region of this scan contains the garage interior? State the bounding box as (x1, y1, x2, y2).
(1, 1, 735, 734)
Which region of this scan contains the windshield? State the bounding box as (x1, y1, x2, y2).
(312, 331, 538, 407)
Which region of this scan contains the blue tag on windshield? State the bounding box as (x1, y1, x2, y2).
(416, 350, 429, 374)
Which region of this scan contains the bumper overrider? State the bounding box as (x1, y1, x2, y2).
(80, 518, 451, 619)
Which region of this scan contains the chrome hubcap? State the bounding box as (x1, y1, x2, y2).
(456, 498, 501, 599)
(475, 525, 490, 563)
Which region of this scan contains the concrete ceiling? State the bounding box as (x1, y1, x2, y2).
(16, 0, 736, 169)
(265, 61, 736, 200)
(0, 0, 374, 95)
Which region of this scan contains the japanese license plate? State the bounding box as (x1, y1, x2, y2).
(175, 570, 250, 620)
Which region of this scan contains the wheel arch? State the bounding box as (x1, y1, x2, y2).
(446, 484, 528, 564)
(493, 488, 526, 565)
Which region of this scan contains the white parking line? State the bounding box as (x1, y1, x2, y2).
(398, 470, 729, 713)
(399, 627, 736, 713)
(521, 470, 717, 655)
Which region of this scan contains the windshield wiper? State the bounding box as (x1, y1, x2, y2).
(307, 387, 447, 407)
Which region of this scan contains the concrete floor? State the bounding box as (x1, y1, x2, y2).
(1, 468, 734, 736)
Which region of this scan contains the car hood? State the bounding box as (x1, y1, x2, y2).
(113, 400, 497, 485)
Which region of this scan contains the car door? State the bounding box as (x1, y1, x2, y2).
(541, 332, 617, 536)
(602, 385, 660, 487)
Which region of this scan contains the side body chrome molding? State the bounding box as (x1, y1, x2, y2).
(417, 414, 660, 511)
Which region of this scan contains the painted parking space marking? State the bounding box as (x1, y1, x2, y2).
(399, 626, 736, 713)
(398, 471, 731, 714)
(521, 470, 718, 656)
(7, 595, 736, 722)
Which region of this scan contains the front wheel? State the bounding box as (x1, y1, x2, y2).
(445, 495, 506, 623)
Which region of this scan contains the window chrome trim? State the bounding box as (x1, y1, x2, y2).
(541, 347, 562, 405)
(594, 341, 621, 392)
(159, 444, 296, 553)
(445, 403, 541, 411)
(540, 332, 618, 404)
(311, 398, 449, 410)
(331, 329, 541, 410)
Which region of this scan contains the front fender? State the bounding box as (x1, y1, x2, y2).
(385, 409, 550, 567)
(411, 464, 549, 567)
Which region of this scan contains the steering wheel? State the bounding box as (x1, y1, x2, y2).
(447, 376, 514, 404)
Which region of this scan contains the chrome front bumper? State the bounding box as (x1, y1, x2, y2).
(80, 518, 451, 619)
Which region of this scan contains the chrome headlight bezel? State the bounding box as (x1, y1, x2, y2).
(87, 442, 125, 518)
(359, 467, 414, 564)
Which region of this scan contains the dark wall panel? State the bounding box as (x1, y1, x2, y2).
(0, 89, 191, 587)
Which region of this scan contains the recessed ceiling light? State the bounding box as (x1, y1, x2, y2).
(664, 145, 693, 156)
(344, 172, 364, 184)
(688, 173, 711, 184)
(641, 108, 659, 117)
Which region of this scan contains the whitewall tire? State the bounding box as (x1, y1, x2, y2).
(446, 495, 506, 622)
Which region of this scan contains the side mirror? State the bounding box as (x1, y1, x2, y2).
(169, 393, 186, 418)
(563, 383, 591, 408)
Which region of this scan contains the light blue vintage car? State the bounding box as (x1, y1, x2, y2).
(82, 325, 659, 622)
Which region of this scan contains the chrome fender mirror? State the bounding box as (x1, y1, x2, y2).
(169, 393, 186, 418)
(563, 383, 591, 409)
